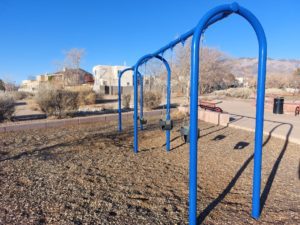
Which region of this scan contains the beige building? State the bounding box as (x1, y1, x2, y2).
(18, 69, 94, 93)
(18, 75, 50, 93)
(93, 65, 133, 95)
(18, 80, 40, 93)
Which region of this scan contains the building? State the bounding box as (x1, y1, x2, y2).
(51, 68, 94, 86)
(18, 68, 94, 93)
(93, 65, 133, 95)
(18, 79, 43, 93)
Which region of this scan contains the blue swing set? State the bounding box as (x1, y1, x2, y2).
(117, 3, 267, 224)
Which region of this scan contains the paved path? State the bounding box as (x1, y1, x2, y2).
(219, 99, 300, 145)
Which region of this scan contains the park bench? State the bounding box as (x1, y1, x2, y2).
(198, 100, 223, 113)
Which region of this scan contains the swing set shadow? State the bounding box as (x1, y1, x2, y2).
(196, 116, 293, 224)
(162, 123, 225, 152)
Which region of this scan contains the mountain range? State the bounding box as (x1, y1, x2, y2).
(225, 58, 300, 77)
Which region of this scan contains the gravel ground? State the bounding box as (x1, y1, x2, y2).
(0, 116, 299, 225)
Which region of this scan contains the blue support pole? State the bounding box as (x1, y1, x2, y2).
(133, 59, 146, 153)
(189, 3, 267, 225)
(118, 71, 122, 132)
(140, 75, 144, 130)
(166, 67, 171, 152)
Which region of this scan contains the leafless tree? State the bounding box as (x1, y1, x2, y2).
(59, 48, 86, 86)
(2, 76, 18, 92)
(173, 41, 234, 97)
(288, 68, 300, 94)
(266, 74, 288, 89)
(64, 48, 85, 69)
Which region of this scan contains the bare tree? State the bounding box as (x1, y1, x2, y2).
(64, 48, 85, 69)
(2, 76, 18, 92)
(61, 48, 86, 86)
(288, 68, 300, 94)
(173, 41, 234, 96)
(266, 74, 288, 89)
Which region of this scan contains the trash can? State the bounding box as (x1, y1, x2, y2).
(273, 97, 284, 114)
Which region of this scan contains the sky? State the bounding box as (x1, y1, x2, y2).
(0, 0, 299, 84)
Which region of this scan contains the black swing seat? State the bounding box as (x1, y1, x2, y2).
(180, 125, 200, 143)
(139, 117, 147, 125)
(159, 119, 173, 131)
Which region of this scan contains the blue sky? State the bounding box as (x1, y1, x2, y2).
(0, 0, 299, 84)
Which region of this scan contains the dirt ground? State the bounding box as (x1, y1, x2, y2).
(0, 117, 299, 225)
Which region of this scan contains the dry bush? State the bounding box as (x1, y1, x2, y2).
(213, 88, 253, 99)
(96, 93, 104, 101)
(65, 85, 93, 92)
(122, 94, 131, 109)
(10, 91, 32, 100)
(265, 88, 287, 96)
(36, 85, 79, 118)
(144, 91, 162, 109)
(0, 93, 15, 121)
(266, 75, 288, 89)
(78, 90, 96, 106)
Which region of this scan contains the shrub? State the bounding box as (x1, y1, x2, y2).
(36, 86, 79, 118)
(96, 93, 104, 101)
(144, 91, 162, 109)
(10, 91, 32, 100)
(122, 94, 131, 109)
(0, 79, 5, 91)
(78, 90, 96, 106)
(213, 88, 253, 99)
(0, 93, 15, 121)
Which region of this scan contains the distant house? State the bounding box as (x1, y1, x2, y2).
(18, 68, 94, 93)
(235, 76, 250, 87)
(18, 79, 40, 93)
(93, 65, 133, 95)
(51, 68, 94, 86)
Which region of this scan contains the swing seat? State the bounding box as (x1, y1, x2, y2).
(180, 126, 200, 143)
(159, 119, 173, 131)
(140, 117, 147, 125)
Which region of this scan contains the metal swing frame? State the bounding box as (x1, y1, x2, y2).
(124, 3, 267, 224)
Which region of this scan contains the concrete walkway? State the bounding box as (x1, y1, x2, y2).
(219, 99, 300, 145)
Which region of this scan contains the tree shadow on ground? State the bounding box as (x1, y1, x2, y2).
(197, 116, 293, 224)
(0, 129, 131, 162)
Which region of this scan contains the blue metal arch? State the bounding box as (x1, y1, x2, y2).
(118, 67, 141, 132)
(133, 54, 172, 153)
(131, 11, 238, 154)
(189, 2, 267, 224)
